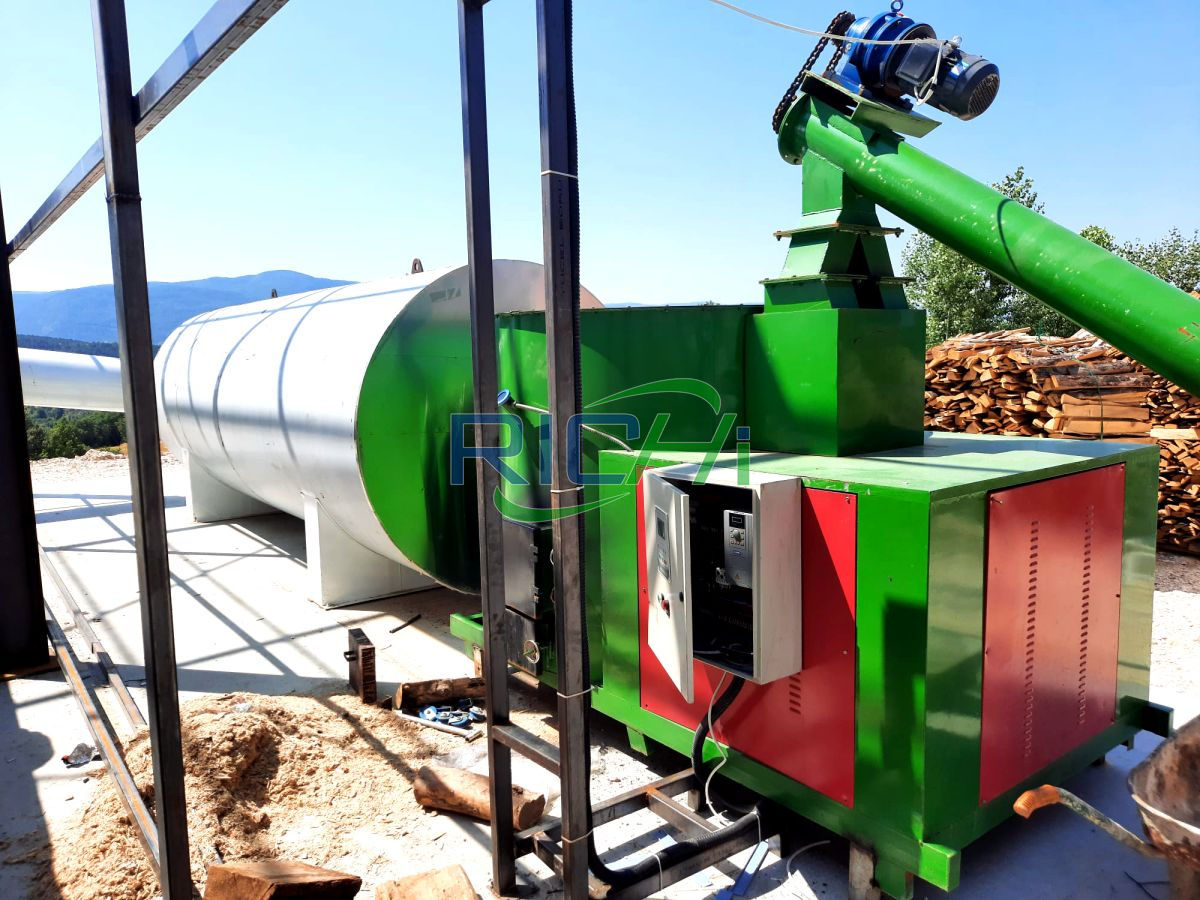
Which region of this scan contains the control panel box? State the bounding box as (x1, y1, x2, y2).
(642, 464, 804, 701)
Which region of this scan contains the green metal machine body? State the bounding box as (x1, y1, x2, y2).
(447, 84, 1189, 897)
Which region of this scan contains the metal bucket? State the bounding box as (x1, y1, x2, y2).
(1129, 716, 1200, 895)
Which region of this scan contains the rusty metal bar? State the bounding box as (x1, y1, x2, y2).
(40, 546, 145, 731)
(46, 613, 160, 871)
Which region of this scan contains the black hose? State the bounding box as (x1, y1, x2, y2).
(692, 676, 759, 816)
(691, 676, 746, 775)
(582, 662, 764, 888)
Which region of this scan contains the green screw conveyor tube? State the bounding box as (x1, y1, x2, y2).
(778, 97, 1200, 397)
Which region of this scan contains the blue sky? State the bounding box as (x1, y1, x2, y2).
(2, 0, 1197, 306)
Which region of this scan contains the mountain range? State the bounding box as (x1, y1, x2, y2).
(13, 270, 353, 344)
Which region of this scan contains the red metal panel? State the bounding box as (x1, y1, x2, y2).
(979, 465, 1126, 804)
(637, 481, 857, 807)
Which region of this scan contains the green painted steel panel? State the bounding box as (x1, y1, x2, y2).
(358, 304, 754, 593)
(853, 487, 931, 842)
(922, 491, 987, 836)
(746, 308, 925, 455)
(623, 433, 1154, 498)
(359, 318, 480, 591)
(494, 305, 753, 677)
(1116, 449, 1158, 711)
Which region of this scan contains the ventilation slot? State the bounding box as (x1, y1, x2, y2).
(1078, 506, 1094, 724)
(1022, 520, 1039, 759)
(787, 674, 803, 717)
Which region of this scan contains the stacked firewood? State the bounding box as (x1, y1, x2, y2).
(924, 328, 1200, 553)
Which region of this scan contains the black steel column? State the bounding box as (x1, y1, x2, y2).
(536, 1, 589, 897)
(89, 1, 191, 897)
(0, 187, 47, 669)
(458, 0, 517, 893)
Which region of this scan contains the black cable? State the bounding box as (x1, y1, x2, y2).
(690, 675, 745, 776)
(691, 676, 757, 815)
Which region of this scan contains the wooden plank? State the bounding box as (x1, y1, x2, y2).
(1150, 427, 1200, 440)
(375, 866, 478, 900)
(1060, 418, 1152, 436)
(395, 676, 486, 710)
(203, 861, 361, 899)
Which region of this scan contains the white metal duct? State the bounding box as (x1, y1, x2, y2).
(19, 348, 124, 412)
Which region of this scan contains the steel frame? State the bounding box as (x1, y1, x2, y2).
(456, 0, 601, 895)
(535, 0, 592, 897)
(1, 0, 289, 895)
(518, 770, 782, 899)
(0, 187, 45, 670)
(41, 547, 145, 731)
(89, 3, 191, 892)
(457, 1, 517, 892)
(459, 3, 769, 897)
(5, 1, 752, 897)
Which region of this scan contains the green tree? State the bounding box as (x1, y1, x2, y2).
(1117, 227, 1200, 293)
(43, 420, 87, 459)
(25, 425, 46, 460)
(1080, 225, 1116, 252)
(73, 411, 124, 448)
(903, 166, 1078, 345)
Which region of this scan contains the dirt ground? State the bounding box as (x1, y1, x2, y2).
(31, 685, 573, 900)
(10, 451, 1200, 899)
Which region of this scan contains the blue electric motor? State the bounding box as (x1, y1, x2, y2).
(836, 3, 1000, 120)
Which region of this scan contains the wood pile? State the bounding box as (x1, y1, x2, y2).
(924, 328, 1200, 554)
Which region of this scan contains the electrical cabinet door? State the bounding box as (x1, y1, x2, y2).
(643, 472, 694, 703)
(752, 476, 804, 683)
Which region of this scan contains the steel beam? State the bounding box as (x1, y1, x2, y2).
(46, 612, 161, 869)
(0, 185, 46, 669)
(535, 1, 589, 896)
(458, 1, 516, 893)
(41, 546, 145, 731)
(7, 0, 288, 261)
(492, 723, 561, 775)
(516, 770, 699, 853)
(89, 1, 191, 896)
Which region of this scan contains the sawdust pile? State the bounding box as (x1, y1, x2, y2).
(37, 690, 461, 900)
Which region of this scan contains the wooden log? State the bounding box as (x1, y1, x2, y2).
(395, 676, 486, 710)
(1038, 373, 1154, 391)
(203, 861, 361, 899)
(413, 764, 545, 830)
(376, 865, 477, 900)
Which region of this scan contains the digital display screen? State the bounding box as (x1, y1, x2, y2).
(728, 512, 745, 528)
(656, 512, 667, 539)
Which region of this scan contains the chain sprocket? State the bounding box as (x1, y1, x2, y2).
(771, 10, 857, 133)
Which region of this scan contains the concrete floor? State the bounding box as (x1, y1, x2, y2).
(2, 458, 1193, 899)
